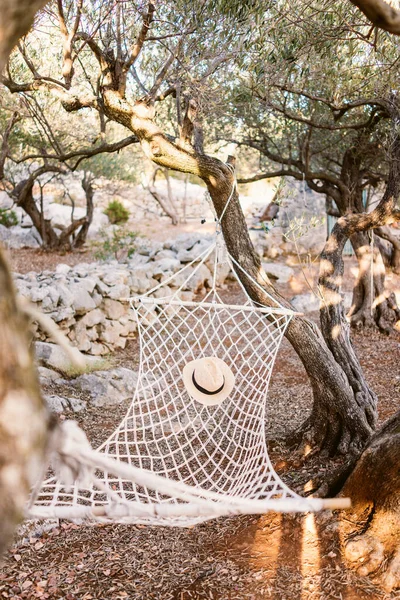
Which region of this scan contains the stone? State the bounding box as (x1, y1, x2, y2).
(80, 308, 105, 328)
(118, 318, 137, 336)
(45, 203, 86, 230)
(179, 291, 195, 302)
(107, 283, 130, 300)
(171, 263, 212, 292)
(127, 253, 151, 268)
(262, 262, 295, 283)
(45, 395, 68, 413)
(86, 208, 109, 239)
(41, 293, 60, 311)
(100, 320, 124, 345)
(128, 275, 152, 294)
(55, 263, 71, 275)
(103, 298, 126, 320)
(102, 270, 128, 286)
(77, 276, 98, 294)
(20, 214, 33, 228)
(153, 285, 172, 298)
(29, 285, 51, 303)
(86, 326, 100, 341)
(91, 290, 103, 308)
(49, 307, 75, 323)
(35, 341, 105, 374)
(95, 279, 111, 295)
(3, 226, 41, 249)
(57, 284, 74, 307)
(0, 223, 11, 242)
(67, 397, 87, 412)
(0, 191, 13, 209)
(90, 342, 109, 355)
(176, 239, 212, 263)
(73, 322, 92, 352)
(136, 239, 163, 257)
(38, 367, 62, 382)
(154, 249, 177, 260)
(69, 367, 138, 407)
(171, 233, 203, 253)
(151, 258, 181, 277)
(70, 284, 96, 314)
(291, 293, 320, 313)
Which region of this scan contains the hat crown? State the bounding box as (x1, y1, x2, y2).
(194, 359, 224, 392)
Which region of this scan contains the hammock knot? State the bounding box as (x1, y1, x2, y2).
(51, 420, 94, 490)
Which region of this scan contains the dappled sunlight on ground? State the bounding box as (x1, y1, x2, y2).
(301, 513, 321, 599)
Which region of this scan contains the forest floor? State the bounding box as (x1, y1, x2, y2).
(1, 242, 400, 600)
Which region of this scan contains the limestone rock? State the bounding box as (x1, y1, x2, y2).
(55, 263, 71, 275)
(103, 299, 126, 320)
(151, 258, 181, 277)
(69, 367, 138, 407)
(38, 367, 62, 382)
(262, 262, 294, 283)
(44, 394, 87, 413)
(80, 308, 105, 328)
(35, 341, 105, 374)
(70, 284, 96, 314)
(290, 293, 320, 313)
(107, 283, 130, 300)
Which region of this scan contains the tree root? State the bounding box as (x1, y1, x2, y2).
(340, 420, 400, 592)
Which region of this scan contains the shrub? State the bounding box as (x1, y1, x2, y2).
(0, 208, 18, 228)
(94, 226, 138, 261)
(104, 199, 130, 224)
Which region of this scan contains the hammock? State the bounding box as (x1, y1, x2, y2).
(29, 176, 349, 526)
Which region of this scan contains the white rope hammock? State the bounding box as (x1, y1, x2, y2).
(29, 175, 350, 526)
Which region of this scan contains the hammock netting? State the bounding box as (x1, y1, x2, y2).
(29, 237, 337, 526)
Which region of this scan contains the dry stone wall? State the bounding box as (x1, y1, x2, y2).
(15, 234, 230, 356)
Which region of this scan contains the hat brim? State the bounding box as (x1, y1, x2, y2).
(182, 357, 235, 406)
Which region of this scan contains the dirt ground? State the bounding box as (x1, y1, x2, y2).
(1, 243, 400, 600)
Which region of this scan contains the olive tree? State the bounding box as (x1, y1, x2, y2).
(221, 0, 400, 332)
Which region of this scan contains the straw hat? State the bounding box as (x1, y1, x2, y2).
(182, 356, 235, 406)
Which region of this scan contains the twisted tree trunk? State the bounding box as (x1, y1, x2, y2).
(334, 147, 400, 332)
(340, 409, 400, 593)
(0, 0, 50, 556)
(0, 249, 50, 555)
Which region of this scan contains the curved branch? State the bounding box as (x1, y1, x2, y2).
(13, 135, 139, 167)
(124, 1, 155, 70)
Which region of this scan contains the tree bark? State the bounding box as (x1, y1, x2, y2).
(0, 250, 50, 555)
(144, 167, 179, 225)
(332, 147, 400, 332)
(0, 0, 52, 556)
(13, 178, 60, 249)
(73, 172, 94, 248)
(348, 230, 400, 332)
(341, 409, 400, 592)
(0, 0, 48, 72)
(375, 225, 400, 274)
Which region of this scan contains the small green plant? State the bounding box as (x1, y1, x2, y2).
(104, 199, 130, 224)
(0, 208, 18, 228)
(94, 226, 138, 261)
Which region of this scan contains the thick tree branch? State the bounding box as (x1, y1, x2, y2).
(124, 1, 155, 70)
(0, 0, 48, 71)
(0, 109, 18, 179)
(349, 0, 400, 35)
